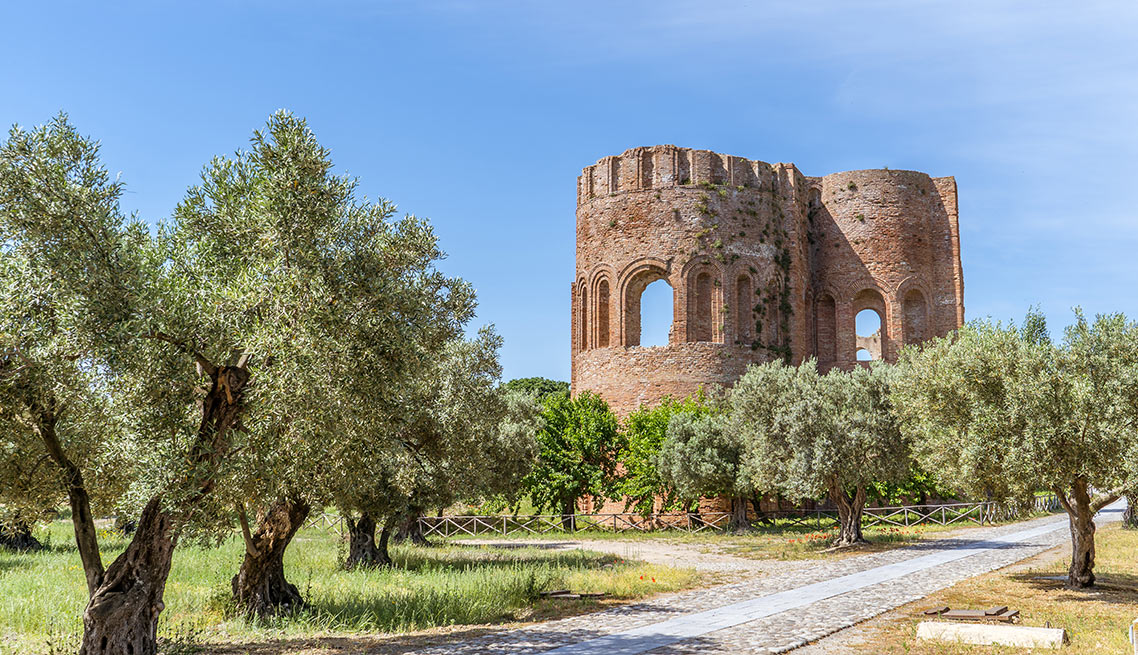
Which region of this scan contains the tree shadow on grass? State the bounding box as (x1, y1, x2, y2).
(389, 548, 621, 573)
(1009, 571, 1138, 604)
(0, 552, 34, 573)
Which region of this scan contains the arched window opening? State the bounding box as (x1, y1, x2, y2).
(597, 279, 611, 348)
(816, 294, 837, 363)
(856, 309, 880, 336)
(638, 279, 673, 347)
(903, 289, 928, 345)
(735, 275, 751, 342)
(579, 286, 588, 351)
(855, 308, 883, 360)
(690, 271, 713, 342)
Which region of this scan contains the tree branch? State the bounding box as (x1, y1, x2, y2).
(1054, 486, 1075, 517)
(142, 331, 217, 376)
(1091, 489, 1122, 513)
(236, 503, 259, 557)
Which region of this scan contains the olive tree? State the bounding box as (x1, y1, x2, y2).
(162, 113, 478, 616)
(0, 115, 158, 622)
(733, 360, 909, 545)
(894, 310, 1138, 587)
(336, 330, 541, 567)
(1, 112, 476, 652)
(657, 410, 754, 531)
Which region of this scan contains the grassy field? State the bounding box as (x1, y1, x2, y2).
(849, 524, 1138, 654)
(0, 521, 699, 655)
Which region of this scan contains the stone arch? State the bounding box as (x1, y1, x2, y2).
(682, 257, 724, 343)
(588, 265, 616, 350)
(619, 259, 672, 347)
(852, 287, 888, 361)
(596, 277, 611, 348)
(902, 287, 930, 345)
(692, 271, 714, 342)
(815, 291, 837, 364)
(578, 277, 589, 351)
(734, 273, 753, 343)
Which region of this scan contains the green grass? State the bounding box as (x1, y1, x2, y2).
(0, 521, 699, 655)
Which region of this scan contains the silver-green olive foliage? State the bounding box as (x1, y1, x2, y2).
(894, 311, 1138, 504)
(733, 359, 911, 498)
(657, 408, 744, 503)
(731, 359, 909, 543)
(894, 310, 1138, 586)
(0, 115, 152, 591)
(334, 328, 542, 521)
(0, 115, 140, 508)
(149, 111, 479, 532)
(0, 110, 526, 650)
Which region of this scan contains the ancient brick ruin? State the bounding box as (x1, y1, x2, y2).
(571, 145, 964, 416)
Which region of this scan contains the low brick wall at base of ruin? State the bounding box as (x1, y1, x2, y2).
(573, 341, 777, 417)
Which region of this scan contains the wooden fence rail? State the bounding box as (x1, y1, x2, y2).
(410, 495, 1062, 537)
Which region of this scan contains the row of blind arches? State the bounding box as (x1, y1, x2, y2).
(814, 287, 931, 364)
(579, 277, 932, 361)
(576, 271, 781, 351)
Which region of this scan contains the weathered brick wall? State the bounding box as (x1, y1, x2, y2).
(571, 145, 964, 416)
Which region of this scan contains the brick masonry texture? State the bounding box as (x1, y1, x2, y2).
(570, 145, 965, 416)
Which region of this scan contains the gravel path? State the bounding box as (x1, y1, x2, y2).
(419, 504, 1124, 655)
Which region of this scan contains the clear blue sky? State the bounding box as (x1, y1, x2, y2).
(4, 2, 1136, 382)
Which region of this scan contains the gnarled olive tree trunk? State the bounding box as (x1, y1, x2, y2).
(0, 518, 42, 551)
(232, 497, 310, 616)
(79, 497, 174, 655)
(828, 480, 867, 546)
(80, 362, 248, 655)
(1123, 495, 1138, 530)
(344, 512, 392, 569)
(728, 495, 750, 532)
(395, 506, 430, 545)
(1061, 481, 1098, 588)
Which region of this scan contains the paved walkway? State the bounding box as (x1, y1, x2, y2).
(420, 503, 1125, 655)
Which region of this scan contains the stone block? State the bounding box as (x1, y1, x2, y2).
(916, 621, 1067, 649)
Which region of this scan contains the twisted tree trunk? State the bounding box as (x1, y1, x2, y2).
(0, 519, 42, 551)
(232, 497, 310, 616)
(79, 497, 174, 655)
(345, 512, 391, 569)
(728, 494, 750, 532)
(1123, 495, 1138, 529)
(34, 407, 105, 594)
(829, 480, 867, 546)
(395, 507, 430, 545)
(80, 361, 248, 654)
(1060, 481, 1098, 588)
